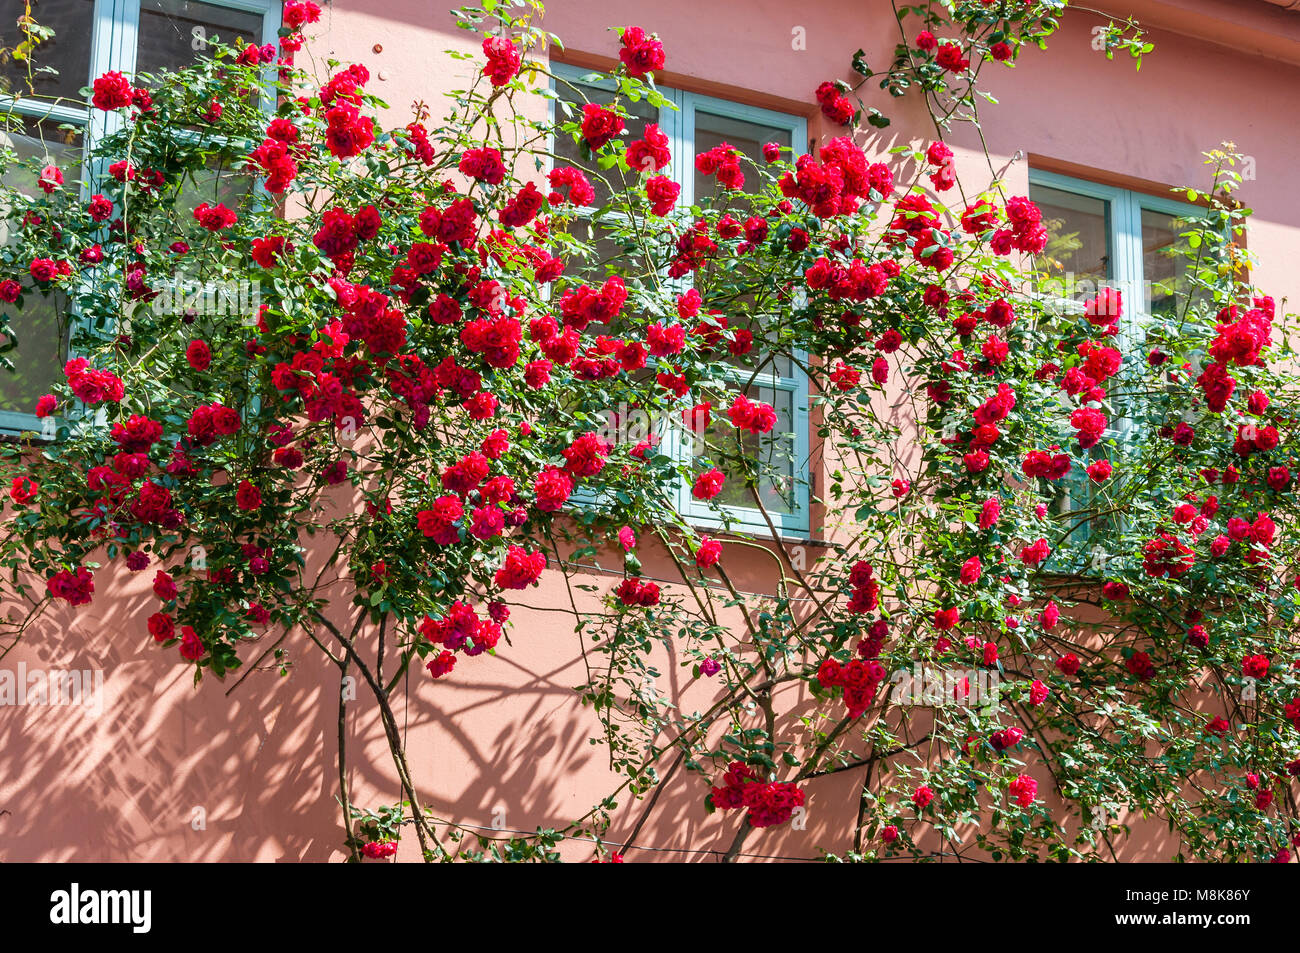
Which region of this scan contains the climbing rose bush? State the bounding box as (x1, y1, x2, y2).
(1, 0, 1298, 862)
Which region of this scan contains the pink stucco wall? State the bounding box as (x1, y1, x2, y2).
(3, 0, 1299, 861)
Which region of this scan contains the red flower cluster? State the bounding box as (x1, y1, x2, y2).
(548, 166, 595, 206)
(615, 576, 661, 607)
(562, 431, 612, 478)
(248, 121, 301, 193)
(625, 123, 671, 173)
(817, 656, 886, 717)
(482, 35, 522, 86)
(187, 402, 241, 446)
(1070, 406, 1108, 449)
(1008, 774, 1038, 807)
(846, 560, 879, 614)
(494, 544, 546, 589)
(1141, 532, 1194, 578)
(1021, 450, 1071, 480)
(814, 81, 854, 125)
(361, 840, 398, 859)
(193, 202, 237, 231)
(695, 143, 743, 190)
(283, 1, 322, 31)
(580, 104, 624, 151)
(708, 762, 805, 828)
(47, 567, 95, 606)
(926, 140, 956, 192)
(618, 26, 665, 78)
(780, 136, 893, 218)
(727, 394, 776, 434)
(459, 146, 507, 185)
(989, 196, 1047, 256)
(420, 600, 503, 668)
(64, 358, 125, 406)
(691, 467, 725, 500)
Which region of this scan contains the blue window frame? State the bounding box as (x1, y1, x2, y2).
(0, 0, 280, 436)
(551, 63, 811, 535)
(1028, 168, 1208, 558)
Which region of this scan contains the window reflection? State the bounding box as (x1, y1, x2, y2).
(0, 118, 82, 416)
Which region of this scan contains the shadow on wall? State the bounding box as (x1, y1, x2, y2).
(0, 581, 345, 861)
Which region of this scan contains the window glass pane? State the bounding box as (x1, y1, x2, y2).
(692, 112, 794, 378)
(720, 309, 792, 377)
(692, 110, 798, 518)
(693, 109, 790, 203)
(1030, 184, 1111, 289)
(136, 0, 264, 76)
(0, 117, 82, 418)
(0, 0, 96, 102)
(562, 220, 649, 290)
(1028, 183, 1113, 555)
(171, 160, 252, 218)
(1140, 207, 1199, 320)
(552, 81, 656, 209)
(694, 384, 797, 515)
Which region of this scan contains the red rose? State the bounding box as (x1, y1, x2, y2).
(427, 649, 457, 678)
(458, 146, 507, 185)
(645, 175, 680, 216)
(193, 202, 237, 231)
(1102, 581, 1130, 601)
(178, 626, 205, 660)
(29, 258, 58, 283)
(624, 123, 671, 173)
(695, 537, 722, 568)
(562, 432, 611, 479)
(1008, 774, 1037, 807)
(618, 26, 665, 78)
(494, 544, 546, 589)
(482, 35, 522, 86)
(933, 607, 959, 630)
(92, 70, 134, 110)
(1020, 538, 1051, 566)
(990, 727, 1024, 751)
(147, 612, 175, 642)
(936, 42, 970, 72)
(441, 452, 491, 495)
(47, 567, 94, 606)
(1242, 654, 1270, 679)
(9, 476, 38, 505)
(186, 340, 212, 371)
(153, 570, 178, 601)
(580, 104, 624, 151)
(691, 467, 726, 501)
(236, 479, 263, 511)
(417, 495, 464, 544)
(283, 0, 322, 30)
(1056, 653, 1080, 676)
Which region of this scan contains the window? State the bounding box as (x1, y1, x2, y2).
(0, 0, 280, 435)
(1028, 168, 1209, 558)
(551, 63, 811, 535)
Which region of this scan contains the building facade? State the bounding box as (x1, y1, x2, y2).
(1, 0, 1299, 860)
